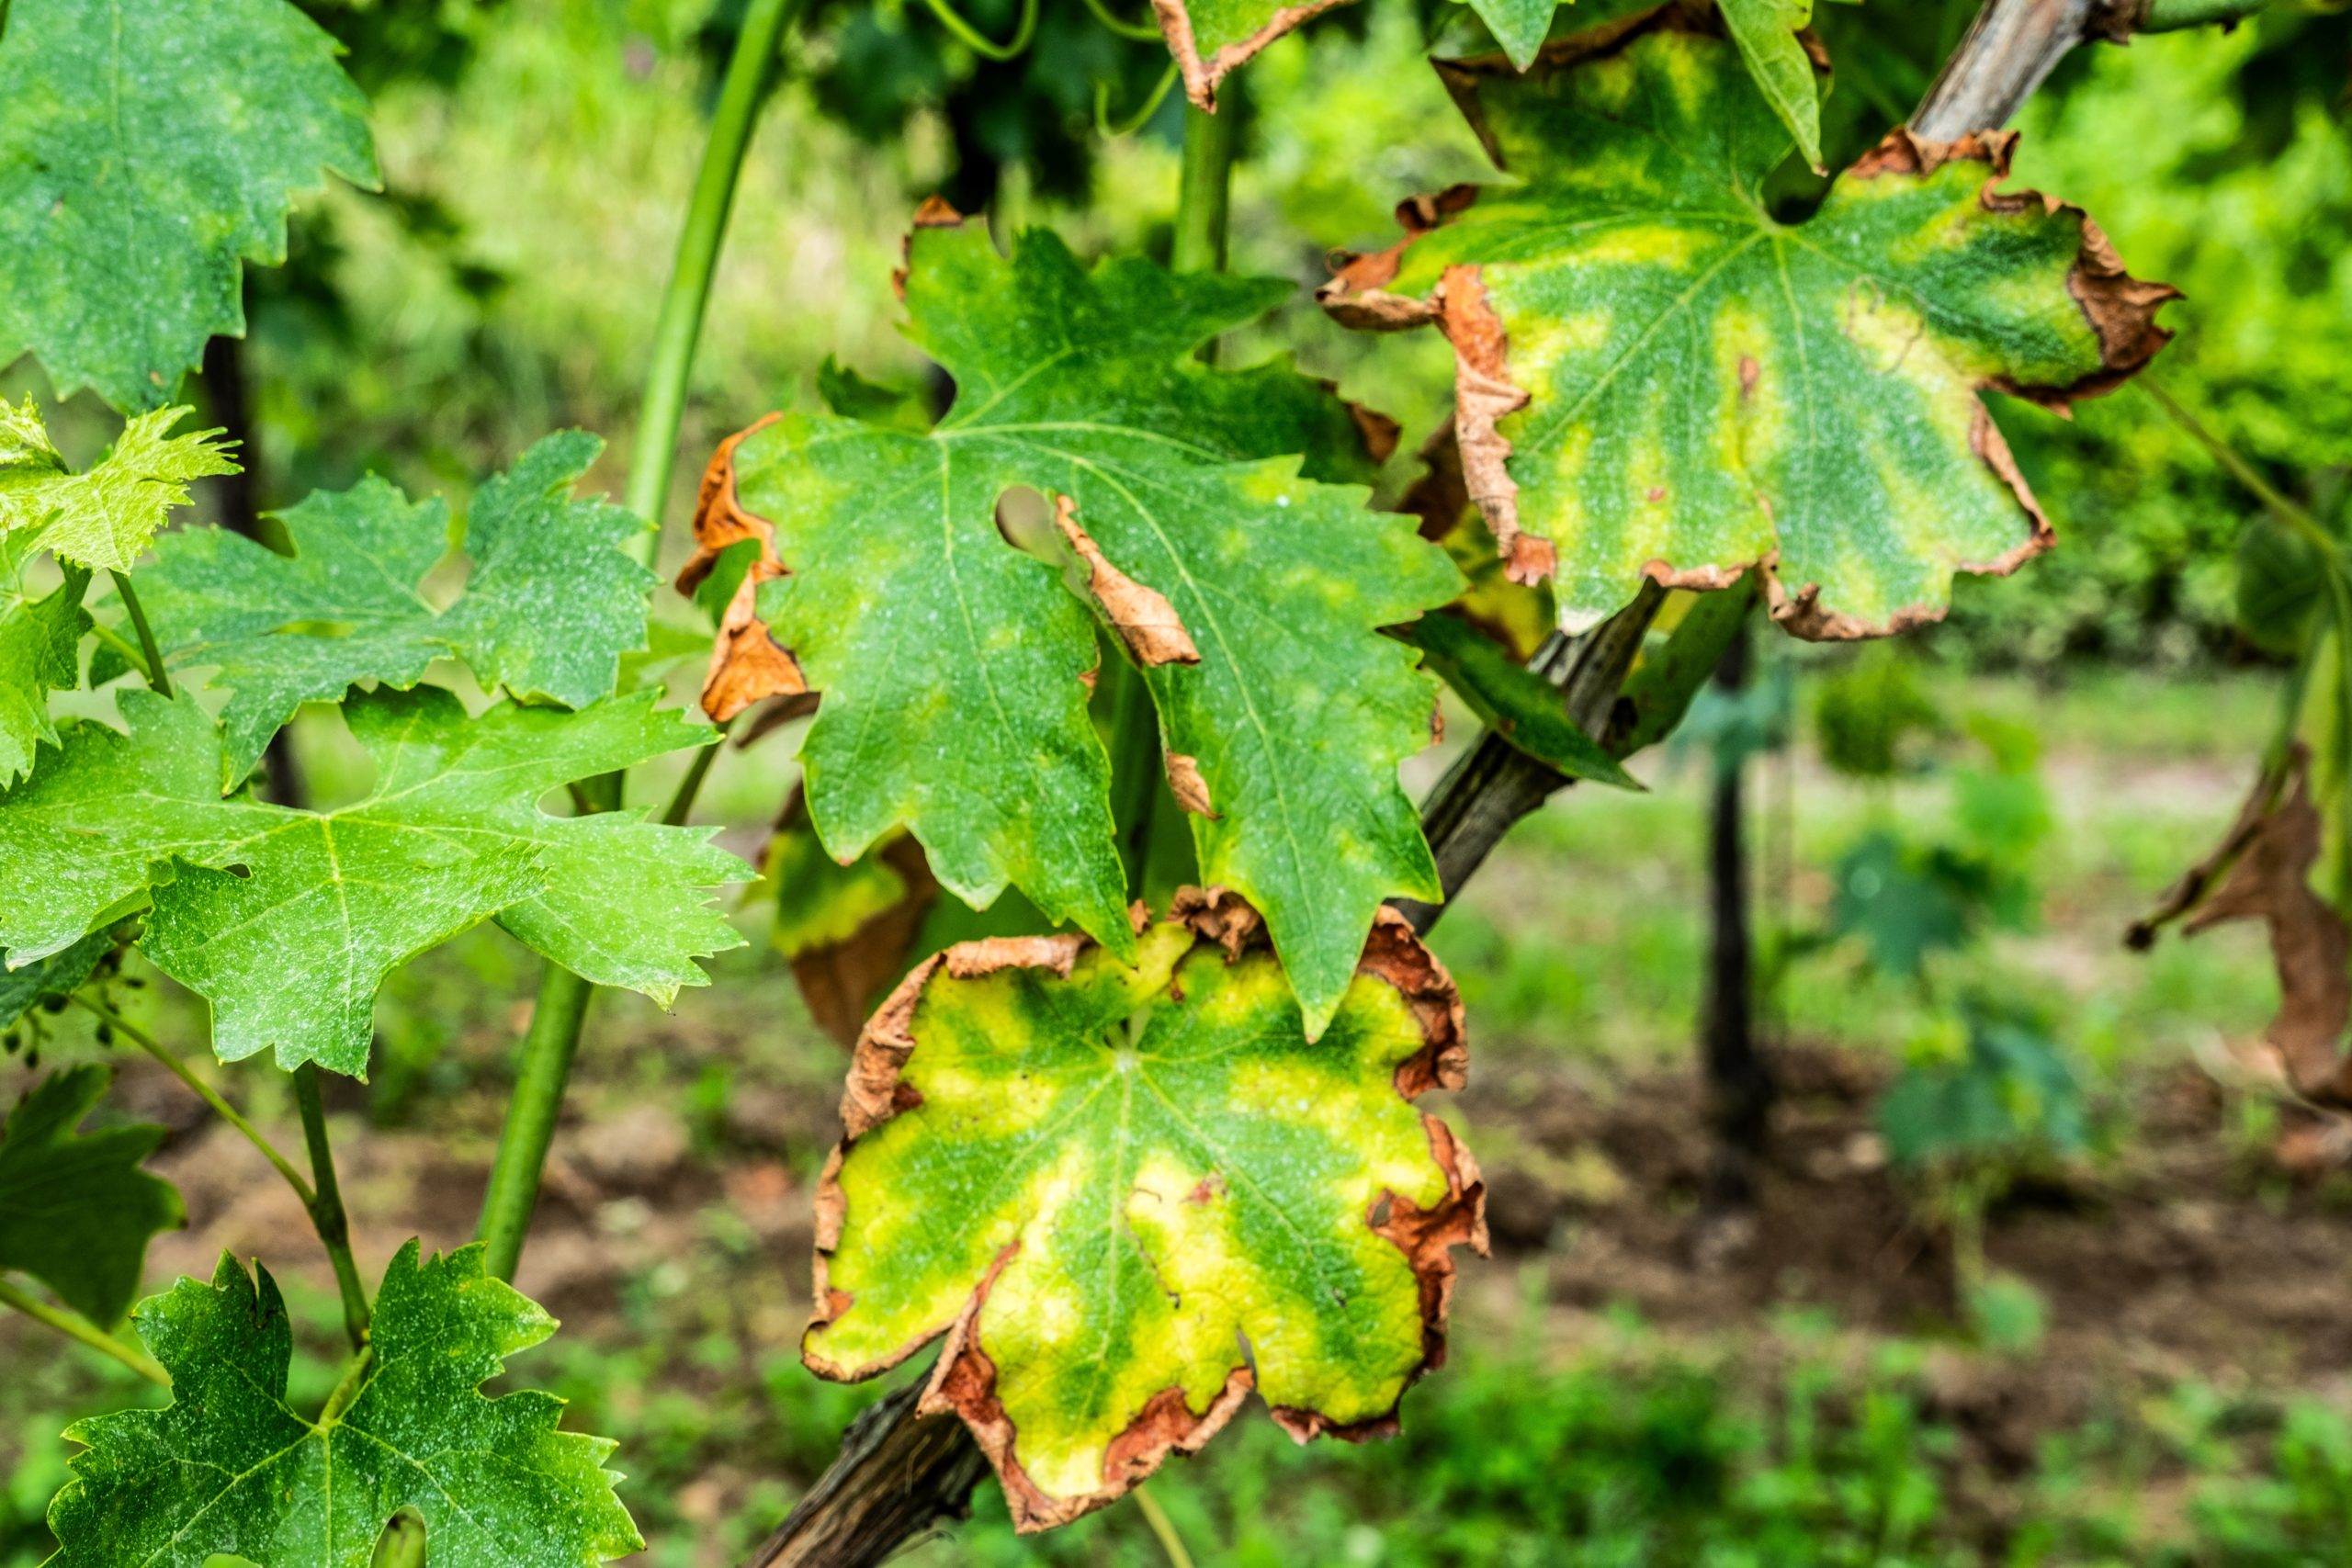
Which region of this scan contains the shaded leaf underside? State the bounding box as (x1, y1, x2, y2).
(1322, 22, 2175, 640)
(0, 1063, 182, 1325)
(807, 899, 1486, 1529)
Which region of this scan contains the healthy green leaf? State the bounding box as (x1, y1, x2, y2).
(46, 1240, 641, 1566)
(0, 927, 110, 1030)
(0, 1063, 183, 1325)
(140, 477, 450, 787)
(722, 215, 1455, 1036)
(0, 687, 747, 1076)
(1402, 611, 1639, 786)
(0, 405, 238, 573)
(0, 558, 88, 787)
(1322, 20, 2176, 640)
(141, 434, 657, 787)
(0, 0, 379, 412)
(1717, 0, 1824, 172)
(805, 902, 1485, 1530)
(1463, 0, 1558, 73)
(437, 430, 659, 708)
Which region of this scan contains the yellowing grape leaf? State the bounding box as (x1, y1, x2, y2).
(46, 1241, 640, 1567)
(696, 209, 1456, 1038)
(141, 433, 659, 787)
(1320, 18, 2177, 640)
(0, 0, 379, 412)
(804, 894, 1487, 1530)
(0, 687, 747, 1076)
(0, 403, 237, 573)
(0, 1064, 183, 1325)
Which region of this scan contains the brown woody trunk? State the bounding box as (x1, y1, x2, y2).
(1700, 622, 1773, 1208)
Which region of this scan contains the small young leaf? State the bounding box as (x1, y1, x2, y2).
(1464, 0, 1558, 71)
(1718, 0, 1825, 172)
(806, 896, 1487, 1531)
(0, 406, 238, 573)
(0, 0, 379, 412)
(0, 1064, 184, 1325)
(141, 434, 657, 787)
(1321, 18, 2177, 639)
(46, 1241, 642, 1567)
(704, 213, 1454, 1037)
(0, 688, 747, 1076)
(1402, 611, 1639, 787)
(0, 559, 89, 787)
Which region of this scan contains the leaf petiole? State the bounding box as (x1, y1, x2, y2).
(293, 1064, 372, 1349)
(85, 614, 159, 687)
(69, 990, 317, 1208)
(0, 1274, 170, 1387)
(108, 570, 172, 696)
(1133, 1484, 1195, 1568)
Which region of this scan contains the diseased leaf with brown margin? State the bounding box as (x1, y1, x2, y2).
(2130, 745, 2352, 1110)
(1397, 425, 1554, 663)
(1319, 16, 2177, 640)
(1149, 0, 1360, 111)
(674, 412, 813, 726)
(690, 212, 1455, 1038)
(804, 893, 1486, 1531)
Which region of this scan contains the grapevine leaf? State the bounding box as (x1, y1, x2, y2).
(438, 430, 659, 708)
(0, 406, 238, 573)
(0, 687, 747, 1076)
(1320, 18, 2177, 640)
(1611, 578, 1758, 757)
(140, 477, 451, 788)
(1151, 0, 1359, 110)
(1717, 0, 1824, 173)
(0, 559, 88, 787)
(705, 212, 1455, 1036)
(0, 0, 379, 412)
(805, 895, 1487, 1530)
(141, 435, 657, 788)
(0, 1064, 183, 1325)
(1402, 611, 1639, 786)
(0, 927, 109, 1029)
(46, 1241, 642, 1567)
(1464, 0, 1559, 71)
(2129, 747, 2352, 1109)
(1397, 426, 1554, 662)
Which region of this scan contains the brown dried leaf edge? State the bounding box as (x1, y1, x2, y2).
(1148, 0, 1362, 113)
(2130, 746, 2352, 1111)
(767, 784, 943, 1049)
(806, 888, 1488, 1532)
(1315, 10, 2180, 641)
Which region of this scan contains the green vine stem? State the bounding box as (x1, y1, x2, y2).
(622, 0, 807, 551)
(1170, 83, 1242, 276)
(293, 1064, 371, 1349)
(2138, 378, 2336, 553)
(85, 615, 158, 687)
(69, 991, 317, 1209)
(109, 570, 172, 696)
(481, 0, 797, 1282)
(918, 0, 1039, 62)
(0, 1275, 171, 1387)
(1133, 1484, 1196, 1568)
